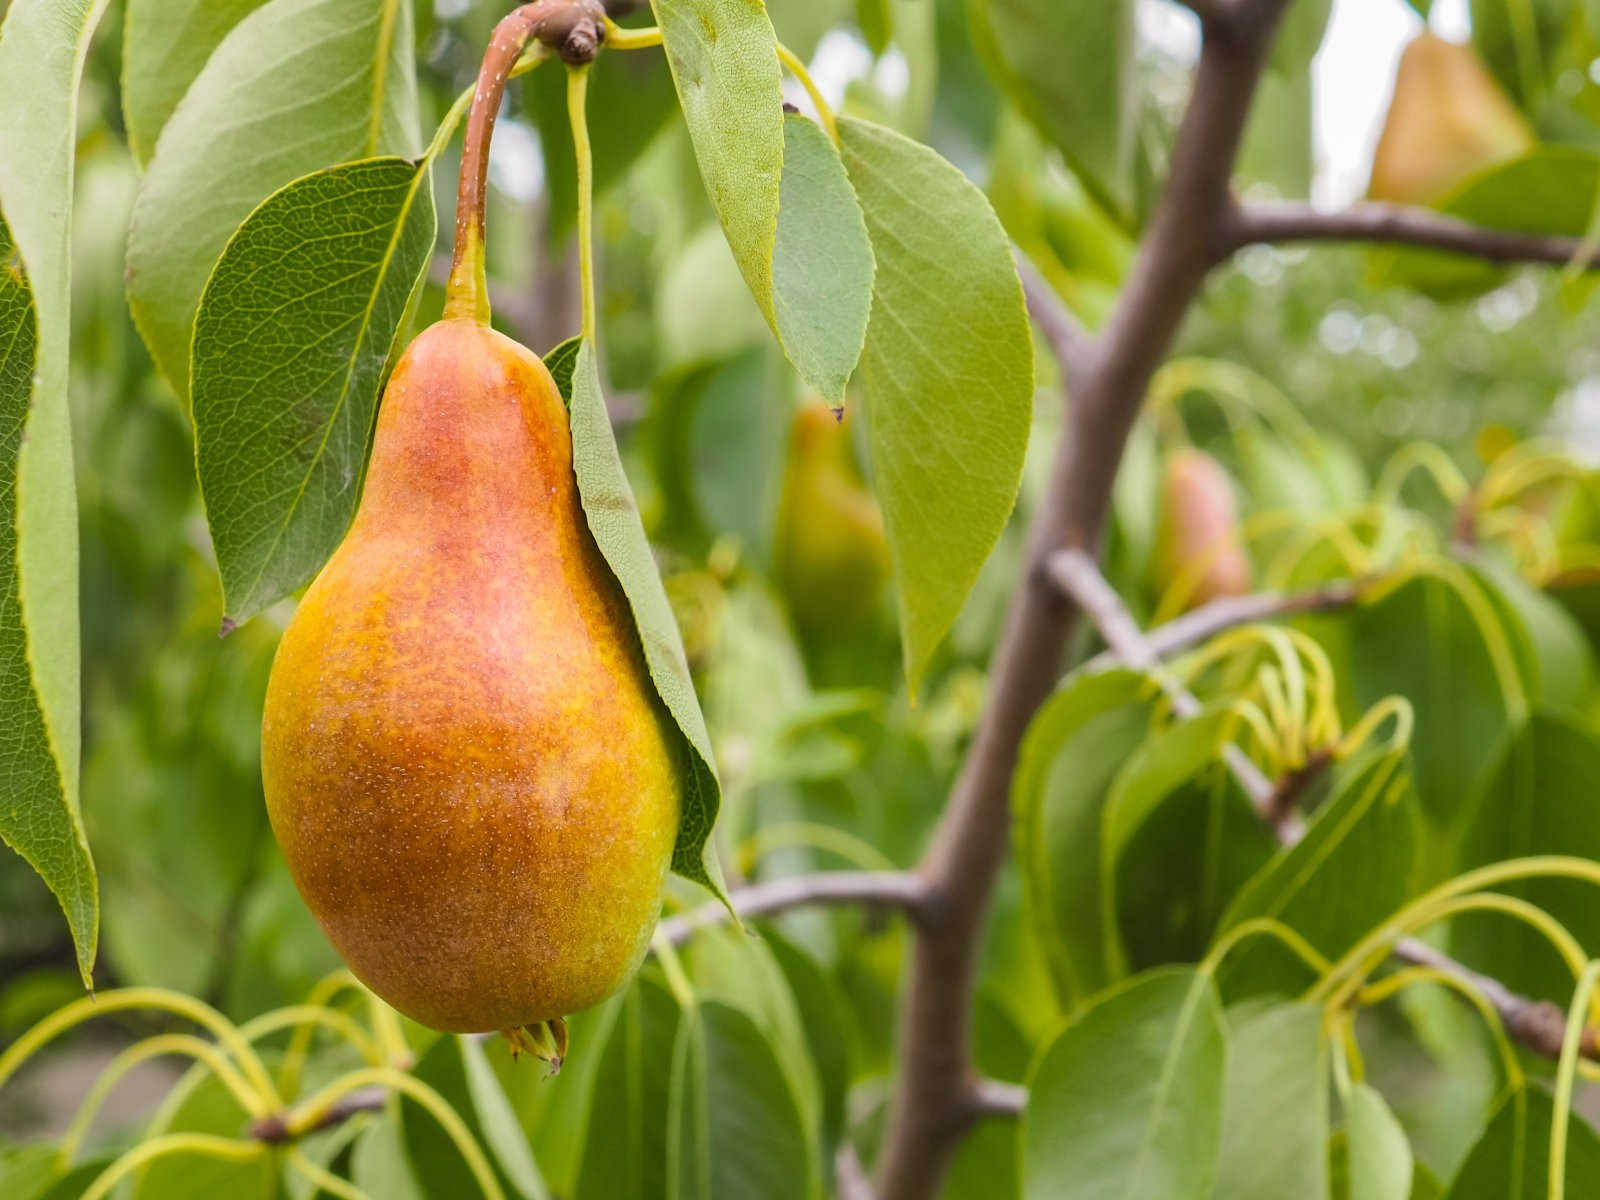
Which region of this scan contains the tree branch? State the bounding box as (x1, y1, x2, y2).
(872, 8, 1291, 1197)
(968, 1078, 1028, 1120)
(1051, 548, 1600, 1064)
(1017, 253, 1096, 388)
(1079, 578, 1363, 674)
(250, 1087, 388, 1143)
(1224, 201, 1600, 271)
(658, 870, 927, 947)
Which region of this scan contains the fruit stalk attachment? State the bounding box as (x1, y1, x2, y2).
(444, 0, 608, 323)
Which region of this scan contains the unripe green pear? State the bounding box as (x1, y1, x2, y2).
(1368, 34, 1533, 206)
(1153, 448, 1251, 611)
(775, 403, 890, 637)
(261, 318, 680, 1034)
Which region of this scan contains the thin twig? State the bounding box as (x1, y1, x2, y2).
(1016, 253, 1096, 387)
(967, 1078, 1028, 1120)
(1079, 579, 1364, 675)
(249, 1086, 388, 1143)
(835, 1143, 879, 1200)
(1050, 548, 1600, 1063)
(658, 870, 927, 947)
(1224, 201, 1600, 271)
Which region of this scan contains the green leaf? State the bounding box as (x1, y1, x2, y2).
(762, 926, 855, 1154)
(772, 113, 874, 407)
(1452, 713, 1600, 1002)
(972, 0, 1139, 223)
(651, 0, 784, 321)
(1239, 67, 1313, 199)
(1469, 0, 1567, 106)
(574, 978, 680, 1200)
(352, 1115, 427, 1200)
(1269, 0, 1333, 77)
(121, 0, 270, 165)
(403, 1036, 549, 1200)
(1471, 559, 1594, 717)
(191, 156, 436, 624)
(126, 0, 421, 402)
(1216, 750, 1420, 999)
(1443, 1086, 1600, 1197)
(525, 41, 680, 244)
(856, 0, 892, 54)
(133, 1065, 278, 1200)
(1100, 707, 1260, 977)
(1333, 571, 1523, 829)
(838, 115, 1033, 691)
(1022, 967, 1228, 1200)
(667, 1000, 819, 1200)
(544, 335, 583, 402)
(1013, 668, 1159, 1004)
(568, 342, 727, 898)
(1211, 1003, 1329, 1199)
(1345, 1083, 1414, 1200)
(0, 0, 107, 986)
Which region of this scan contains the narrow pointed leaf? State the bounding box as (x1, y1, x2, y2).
(652, 0, 783, 320)
(127, 0, 421, 401)
(0, 0, 109, 985)
(191, 156, 436, 623)
(1023, 967, 1228, 1200)
(1346, 1084, 1414, 1200)
(568, 342, 728, 899)
(838, 116, 1033, 691)
(575, 979, 679, 1200)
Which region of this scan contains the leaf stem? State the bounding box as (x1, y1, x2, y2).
(602, 17, 663, 49)
(1552, 961, 1600, 1200)
(776, 42, 838, 143)
(80, 1134, 266, 1200)
(568, 62, 596, 345)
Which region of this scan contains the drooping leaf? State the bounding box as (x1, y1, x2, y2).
(126, 0, 421, 401)
(856, 0, 892, 54)
(972, 0, 1139, 224)
(771, 113, 874, 408)
(762, 926, 855, 1154)
(1269, 0, 1333, 77)
(568, 342, 727, 898)
(1471, 559, 1594, 717)
(191, 156, 436, 624)
(1469, 0, 1567, 106)
(1211, 1002, 1329, 1199)
(121, 0, 270, 165)
(838, 115, 1033, 692)
(1022, 967, 1228, 1200)
(1452, 713, 1600, 1003)
(1345, 1083, 1415, 1200)
(544, 334, 582, 402)
(1443, 1086, 1600, 1197)
(1216, 750, 1420, 999)
(574, 978, 680, 1200)
(667, 1000, 818, 1200)
(1331, 571, 1523, 829)
(1013, 668, 1159, 1004)
(352, 1116, 427, 1200)
(651, 0, 784, 321)
(1238, 66, 1313, 198)
(402, 1036, 549, 1200)
(0, 0, 108, 986)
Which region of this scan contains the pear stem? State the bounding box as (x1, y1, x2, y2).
(567, 62, 596, 344)
(444, 0, 608, 325)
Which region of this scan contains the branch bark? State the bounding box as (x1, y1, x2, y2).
(1017, 253, 1094, 387)
(1225, 200, 1600, 270)
(658, 870, 927, 947)
(1053, 547, 1600, 1065)
(872, 9, 1289, 1197)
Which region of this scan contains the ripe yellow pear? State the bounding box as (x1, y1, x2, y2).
(1153, 448, 1251, 611)
(1368, 33, 1533, 206)
(775, 403, 889, 637)
(261, 319, 680, 1034)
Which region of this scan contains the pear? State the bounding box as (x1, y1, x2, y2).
(775, 402, 889, 638)
(1153, 448, 1251, 612)
(261, 318, 680, 1034)
(1368, 33, 1533, 207)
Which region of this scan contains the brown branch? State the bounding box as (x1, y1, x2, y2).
(968, 1078, 1028, 1120)
(657, 870, 927, 947)
(871, 9, 1291, 1198)
(1224, 201, 1600, 271)
(1079, 579, 1364, 675)
(250, 1086, 388, 1143)
(1051, 548, 1600, 1064)
(1017, 253, 1095, 387)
